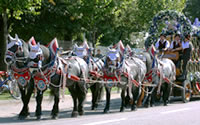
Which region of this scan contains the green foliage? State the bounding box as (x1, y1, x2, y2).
(9, 0, 187, 47)
(0, 0, 41, 18)
(183, 0, 200, 22)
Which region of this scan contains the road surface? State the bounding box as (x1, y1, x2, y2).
(0, 92, 200, 125)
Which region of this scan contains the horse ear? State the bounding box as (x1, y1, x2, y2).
(107, 47, 111, 52)
(37, 42, 40, 49)
(28, 37, 36, 48)
(8, 34, 14, 43)
(15, 34, 19, 41)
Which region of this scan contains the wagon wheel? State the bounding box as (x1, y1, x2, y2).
(8, 79, 21, 100)
(182, 80, 192, 103)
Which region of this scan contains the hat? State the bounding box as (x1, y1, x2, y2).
(175, 32, 181, 37)
(160, 31, 166, 37)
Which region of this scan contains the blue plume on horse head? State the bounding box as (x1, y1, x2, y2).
(28, 37, 42, 60)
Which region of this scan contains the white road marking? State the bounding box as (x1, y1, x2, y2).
(82, 118, 127, 125)
(161, 108, 191, 114)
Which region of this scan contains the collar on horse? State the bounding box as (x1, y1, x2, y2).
(11, 64, 31, 88)
(32, 48, 61, 91)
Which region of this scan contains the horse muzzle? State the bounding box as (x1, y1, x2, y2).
(4, 56, 13, 65)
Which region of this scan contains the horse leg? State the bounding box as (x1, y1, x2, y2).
(18, 89, 27, 119)
(131, 86, 140, 111)
(18, 81, 34, 119)
(162, 83, 171, 106)
(104, 87, 111, 113)
(51, 88, 60, 119)
(97, 84, 104, 102)
(90, 83, 97, 110)
(69, 87, 78, 117)
(120, 86, 126, 112)
(125, 87, 131, 107)
(78, 90, 86, 116)
(35, 90, 44, 120)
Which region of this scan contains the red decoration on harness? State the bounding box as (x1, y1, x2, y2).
(0, 71, 8, 77)
(145, 70, 153, 82)
(89, 71, 102, 78)
(196, 82, 200, 92)
(131, 79, 139, 87)
(33, 69, 51, 91)
(34, 75, 50, 91)
(103, 74, 118, 82)
(14, 71, 31, 87)
(67, 74, 80, 81)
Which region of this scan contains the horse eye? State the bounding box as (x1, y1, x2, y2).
(37, 55, 40, 60)
(9, 45, 18, 52)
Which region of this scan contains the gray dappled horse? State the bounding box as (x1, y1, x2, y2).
(28, 38, 62, 119)
(103, 47, 147, 113)
(28, 39, 89, 118)
(144, 45, 176, 106)
(62, 56, 89, 117)
(72, 44, 104, 110)
(4, 34, 34, 119)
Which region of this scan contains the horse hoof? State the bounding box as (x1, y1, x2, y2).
(79, 111, 85, 116)
(144, 104, 150, 108)
(51, 115, 58, 120)
(120, 107, 125, 112)
(131, 106, 137, 111)
(164, 101, 168, 106)
(36, 115, 41, 120)
(71, 111, 78, 118)
(18, 115, 27, 120)
(103, 109, 109, 114)
(91, 106, 95, 110)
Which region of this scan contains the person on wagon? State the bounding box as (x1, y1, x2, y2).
(168, 33, 182, 67)
(155, 32, 170, 52)
(179, 33, 193, 79)
(169, 33, 182, 52)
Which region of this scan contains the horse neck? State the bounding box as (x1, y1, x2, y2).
(40, 45, 51, 66)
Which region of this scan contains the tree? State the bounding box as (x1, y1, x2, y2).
(10, 0, 187, 50)
(0, 0, 41, 71)
(134, 0, 186, 32)
(183, 0, 200, 22)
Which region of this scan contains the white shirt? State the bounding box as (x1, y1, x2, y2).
(182, 41, 190, 49)
(155, 39, 170, 49)
(170, 40, 181, 49)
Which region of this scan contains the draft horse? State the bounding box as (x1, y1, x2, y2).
(4, 34, 34, 119)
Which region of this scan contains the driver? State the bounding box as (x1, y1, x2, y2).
(179, 33, 193, 79)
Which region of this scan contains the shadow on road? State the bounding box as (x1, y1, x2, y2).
(1, 96, 200, 124)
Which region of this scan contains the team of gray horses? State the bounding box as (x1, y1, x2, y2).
(4, 34, 176, 120)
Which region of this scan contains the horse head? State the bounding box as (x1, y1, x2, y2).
(5, 34, 29, 67)
(28, 38, 58, 73)
(105, 47, 120, 74)
(28, 37, 44, 72)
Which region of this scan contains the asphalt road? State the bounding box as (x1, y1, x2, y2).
(0, 92, 200, 125)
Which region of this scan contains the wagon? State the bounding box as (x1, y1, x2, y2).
(145, 10, 200, 103)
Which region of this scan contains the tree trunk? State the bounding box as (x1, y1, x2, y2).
(0, 11, 8, 71)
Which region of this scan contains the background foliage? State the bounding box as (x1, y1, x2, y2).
(0, 0, 198, 70)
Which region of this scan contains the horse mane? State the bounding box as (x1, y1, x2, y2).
(40, 45, 51, 66)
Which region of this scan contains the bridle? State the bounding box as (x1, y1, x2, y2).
(5, 42, 28, 65)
